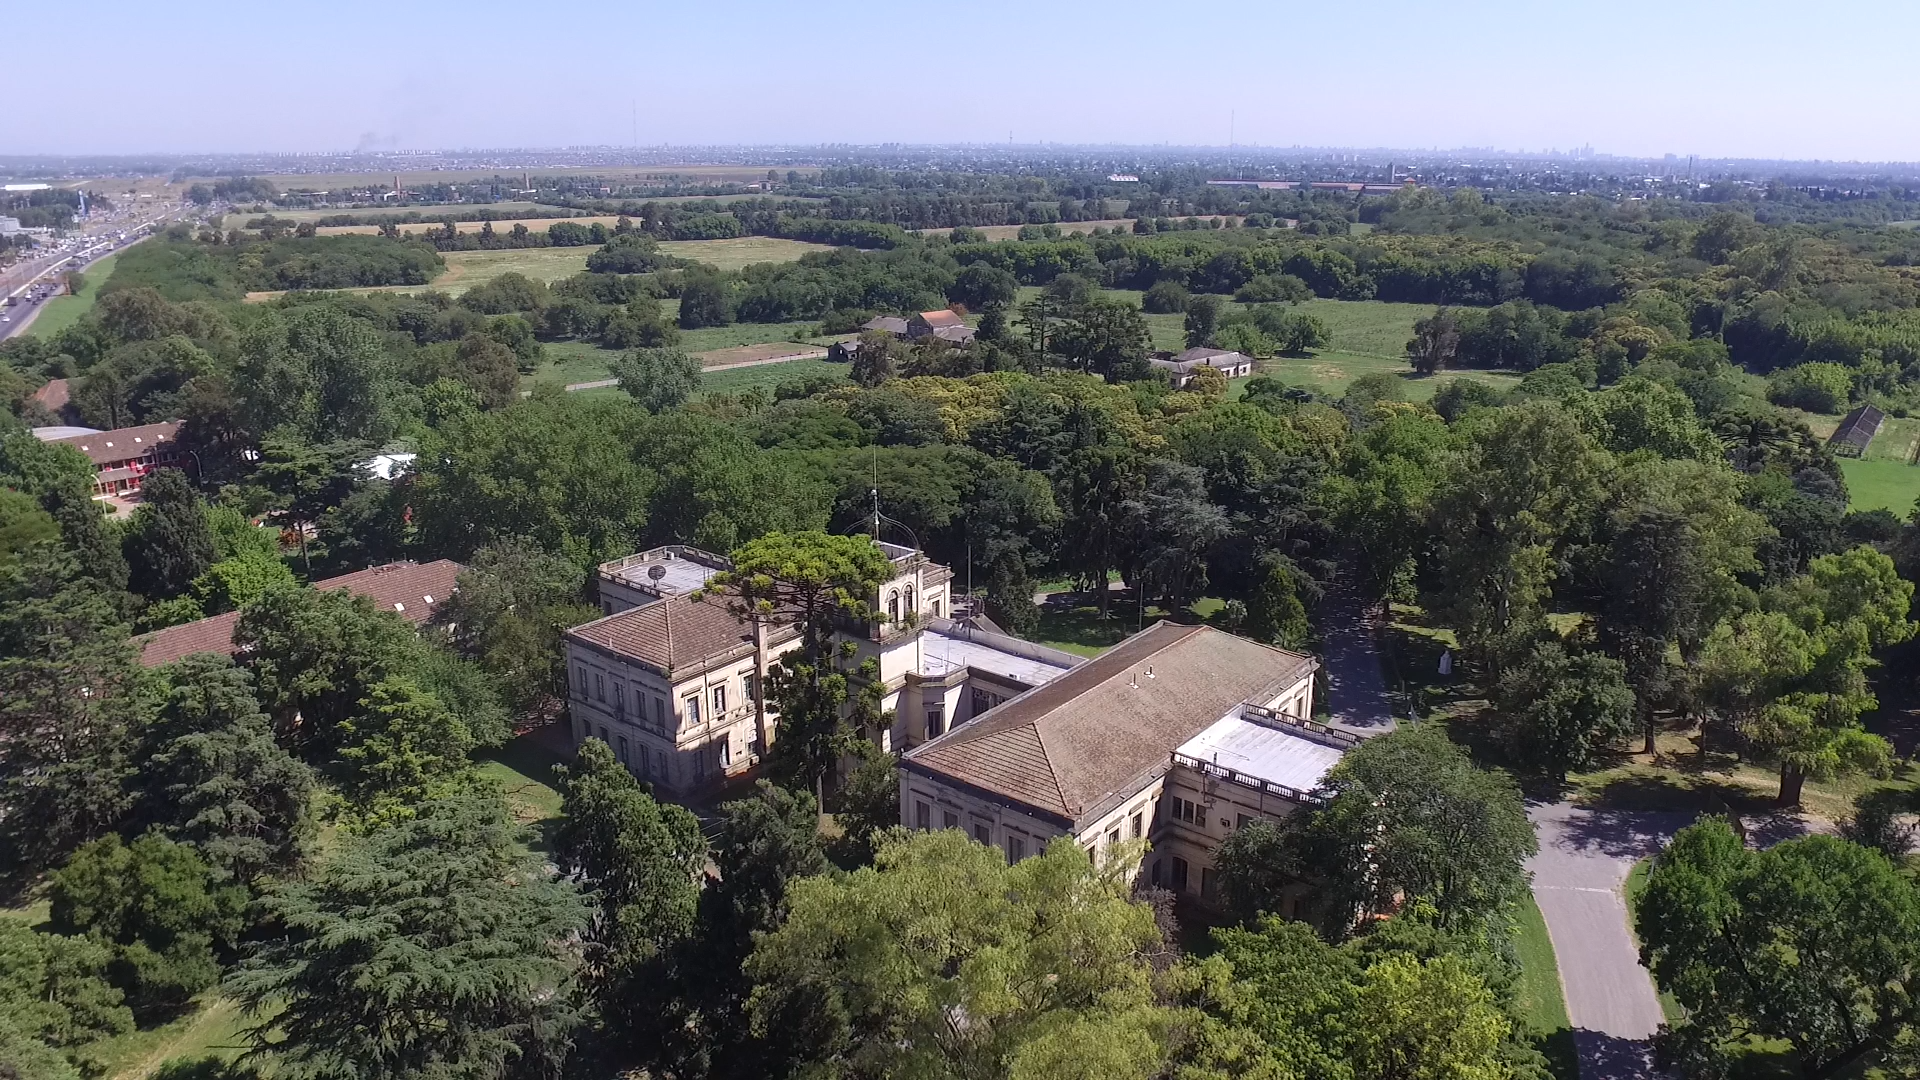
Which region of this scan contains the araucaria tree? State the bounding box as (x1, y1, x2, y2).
(700, 531, 892, 797)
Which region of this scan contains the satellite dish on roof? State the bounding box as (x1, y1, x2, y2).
(648, 563, 668, 583)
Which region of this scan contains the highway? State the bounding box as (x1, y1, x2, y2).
(1, 201, 192, 341)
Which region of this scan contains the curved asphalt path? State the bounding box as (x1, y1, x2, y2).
(1527, 803, 1697, 1080)
(1315, 583, 1687, 1080)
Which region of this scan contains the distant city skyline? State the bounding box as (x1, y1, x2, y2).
(13, 0, 1919, 161)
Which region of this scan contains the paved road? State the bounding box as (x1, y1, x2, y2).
(1528, 802, 1698, 1080)
(1318, 581, 1395, 735)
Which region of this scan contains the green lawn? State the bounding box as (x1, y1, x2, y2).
(698, 358, 847, 398)
(657, 236, 834, 271)
(1258, 350, 1523, 402)
(1031, 595, 1230, 656)
(1514, 894, 1577, 1080)
(1838, 457, 1920, 515)
(527, 318, 831, 388)
(23, 249, 124, 339)
(90, 996, 253, 1080)
(476, 732, 567, 853)
(1624, 857, 1686, 1025)
(1863, 415, 1920, 463)
(222, 201, 564, 228)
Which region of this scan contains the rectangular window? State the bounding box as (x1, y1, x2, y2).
(713, 684, 728, 714)
(1150, 859, 1163, 887)
(719, 739, 731, 769)
(1237, 814, 1252, 831)
(943, 811, 959, 830)
(639, 746, 650, 778)
(1107, 828, 1120, 850)
(1131, 812, 1143, 839)
(743, 673, 756, 704)
(595, 673, 605, 702)
(684, 695, 701, 725)
(654, 696, 666, 729)
(1007, 835, 1024, 864)
(970, 686, 1000, 717)
(613, 683, 625, 719)
(974, 823, 991, 845)
(926, 706, 945, 739)
(598, 726, 609, 746)
(1171, 857, 1190, 892)
(616, 735, 628, 764)
(916, 801, 931, 831)
(574, 666, 587, 695)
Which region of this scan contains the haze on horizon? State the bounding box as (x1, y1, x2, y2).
(13, 0, 1920, 163)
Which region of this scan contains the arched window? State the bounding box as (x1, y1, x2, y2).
(887, 589, 900, 623)
(904, 585, 916, 617)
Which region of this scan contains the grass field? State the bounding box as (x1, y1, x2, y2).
(919, 216, 1237, 240)
(316, 214, 620, 237)
(576, 356, 850, 401)
(22, 248, 123, 338)
(657, 236, 834, 270)
(89, 996, 252, 1080)
(1514, 894, 1577, 1080)
(245, 234, 830, 302)
(700, 357, 846, 397)
(223, 200, 563, 228)
(530, 319, 831, 388)
(219, 165, 818, 191)
(1839, 457, 1920, 514)
(476, 732, 567, 853)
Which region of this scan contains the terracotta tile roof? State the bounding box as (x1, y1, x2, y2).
(134, 559, 464, 667)
(566, 594, 800, 676)
(138, 611, 245, 667)
(903, 622, 1317, 826)
(913, 309, 965, 329)
(318, 559, 464, 624)
(47, 421, 179, 466)
(31, 378, 70, 411)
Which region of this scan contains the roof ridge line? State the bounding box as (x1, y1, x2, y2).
(1030, 719, 1074, 818)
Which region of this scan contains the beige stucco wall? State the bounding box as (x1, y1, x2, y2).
(897, 666, 1321, 903)
(565, 633, 800, 795)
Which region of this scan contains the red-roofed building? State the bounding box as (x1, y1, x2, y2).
(134, 559, 464, 667)
(45, 421, 182, 496)
(907, 309, 974, 344)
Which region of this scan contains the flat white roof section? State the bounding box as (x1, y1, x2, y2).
(603, 547, 727, 596)
(1176, 713, 1347, 795)
(917, 630, 1076, 687)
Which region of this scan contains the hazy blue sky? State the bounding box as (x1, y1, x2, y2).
(12, 0, 1918, 160)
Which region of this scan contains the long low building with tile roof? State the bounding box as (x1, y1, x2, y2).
(901, 620, 1346, 909)
(41, 421, 182, 496)
(135, 559, 464, 667)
